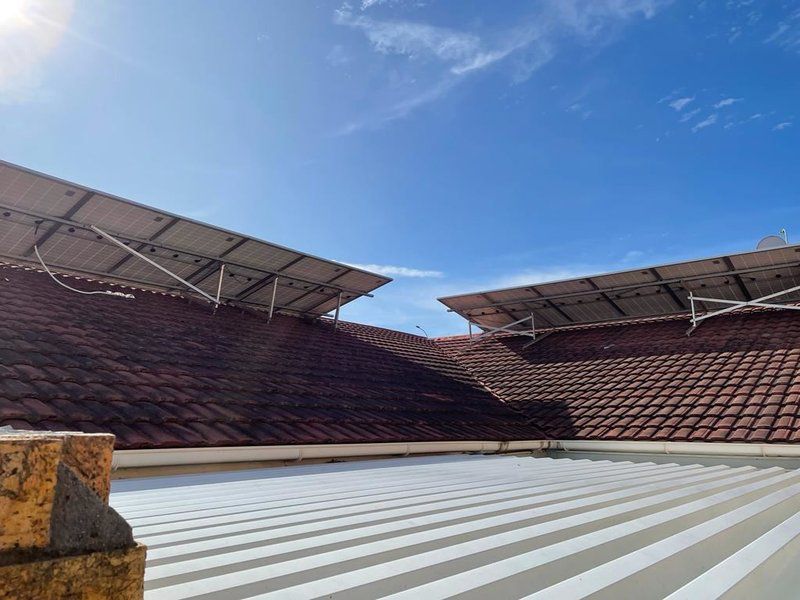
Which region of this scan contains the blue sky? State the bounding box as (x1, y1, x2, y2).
(1, 0, 799, 336)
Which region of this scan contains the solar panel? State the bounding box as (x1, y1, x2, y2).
(439, 244, 800, 331)
(0, 160, 391, 316)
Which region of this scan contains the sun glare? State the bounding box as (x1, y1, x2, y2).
(0, 0, 73, 100)
(0, 0, 31, 29)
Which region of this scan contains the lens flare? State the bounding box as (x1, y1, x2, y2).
(0, 0, 74, 101)
(0, 0, 31, 29)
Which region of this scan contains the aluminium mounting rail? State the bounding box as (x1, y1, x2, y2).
(0, 201, 373, 299)
(90, 225, 220, 306)
(469, 313, 536, 344)
(687, 286, 800, 335)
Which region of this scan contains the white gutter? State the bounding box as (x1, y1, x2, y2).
(111, 439, 800, 470)
(111, 440, 549, 469)
(553, 439, 800, 458)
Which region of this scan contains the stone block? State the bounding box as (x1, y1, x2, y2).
(0, 543, 146, 600)
(0, 431, 144, 599)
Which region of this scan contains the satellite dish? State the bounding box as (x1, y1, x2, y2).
(757, 235, 788, 250)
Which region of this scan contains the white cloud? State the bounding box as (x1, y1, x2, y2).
(334, 9, 539, 77)
(763, 8, 800, 51)
(326, 44, 351, 66)
(773, 121, 793, 131)
(713, 97, 742, 108)
(346, 263, 444, 278)
(692, 113, 718, 132)
(567, 101, 593, 119)
(490, 267, 592, 289)
(657, 91, 676, 104)
(621, 249, 644, 262)
(669, 96, 694, 111)
(333, 76, 457, 135)
(340, 248, 668, 336)
(334, 0, 669, 132)
(334, 11, 483, 69)
(764, 22, 792, 44)
(679, 107, 701, 122)
(360, 0, 404, 9)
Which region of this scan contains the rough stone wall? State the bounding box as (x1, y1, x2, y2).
(0, 436, 62, 552)
(0, 544, 146, 600)
(0, 431, 145, 599)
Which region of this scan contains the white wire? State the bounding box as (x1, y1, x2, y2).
(33, 243, 134, 299)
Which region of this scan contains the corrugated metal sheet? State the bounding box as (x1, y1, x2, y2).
(110, 454, 800, 599)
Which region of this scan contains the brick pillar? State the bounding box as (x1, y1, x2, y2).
(0, 432, 145, 599)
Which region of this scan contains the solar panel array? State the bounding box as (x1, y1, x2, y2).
(440, 244, 800, 331)
(0, 160, 391, 315)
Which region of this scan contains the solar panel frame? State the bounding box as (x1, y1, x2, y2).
(440, 244, 800, 331)
(0, 160, 391, 316)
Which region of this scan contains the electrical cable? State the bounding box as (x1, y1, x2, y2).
(33, 242, 135, 299)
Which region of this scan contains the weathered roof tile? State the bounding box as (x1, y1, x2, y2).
(0, 264, 541, 448)
(438, 310, 800, 444)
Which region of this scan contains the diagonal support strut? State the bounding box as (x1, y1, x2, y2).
(90, 224, 219, 305)
(687, 284, 800, 335)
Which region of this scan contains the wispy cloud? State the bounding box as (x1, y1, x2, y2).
(334, 0, 669, 133)
(346, 263, 444, 278)
(326, 44, 351, 67)
(679, 107, 701, 122)
(660, 89, 763, 133)
(764, 8, 800, 51)
(360, 0, 405, 9)
(773, 121, 793, 131)
(713, 97, 742, 108)
(669, 96, 694, 111)
(621, 249, 644, 263)
(567, 101, 593, 119)
(486, 267, 591, 290)
(342, 250, 662, 336)
(334, 76, 458, 135)
(765, 22, 791, 44)
(692, 113, 718, 132)
(334, 8, 533, 77)
(481, 251, 650, 290)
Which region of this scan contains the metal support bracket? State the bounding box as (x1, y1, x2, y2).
(469, 313, 536, 344)
(90, 224, 219, 305)
(268, 277, 279, 320)
(522, 330, 552, 350)
(687, 284, 800, 335)
(214, 263, 225, 306)
(333, 291, 343, 329)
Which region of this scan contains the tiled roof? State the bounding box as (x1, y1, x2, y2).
(0, 263, 541, 449)
(437, 311, 800, 443)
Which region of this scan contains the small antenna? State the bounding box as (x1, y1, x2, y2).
(415, 325, 429, 338)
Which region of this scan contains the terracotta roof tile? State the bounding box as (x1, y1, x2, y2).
(0, 264, 541, 448)
(438, 310, 800, 444)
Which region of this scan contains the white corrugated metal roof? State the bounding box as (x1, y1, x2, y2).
(110, 454, 800, 599)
